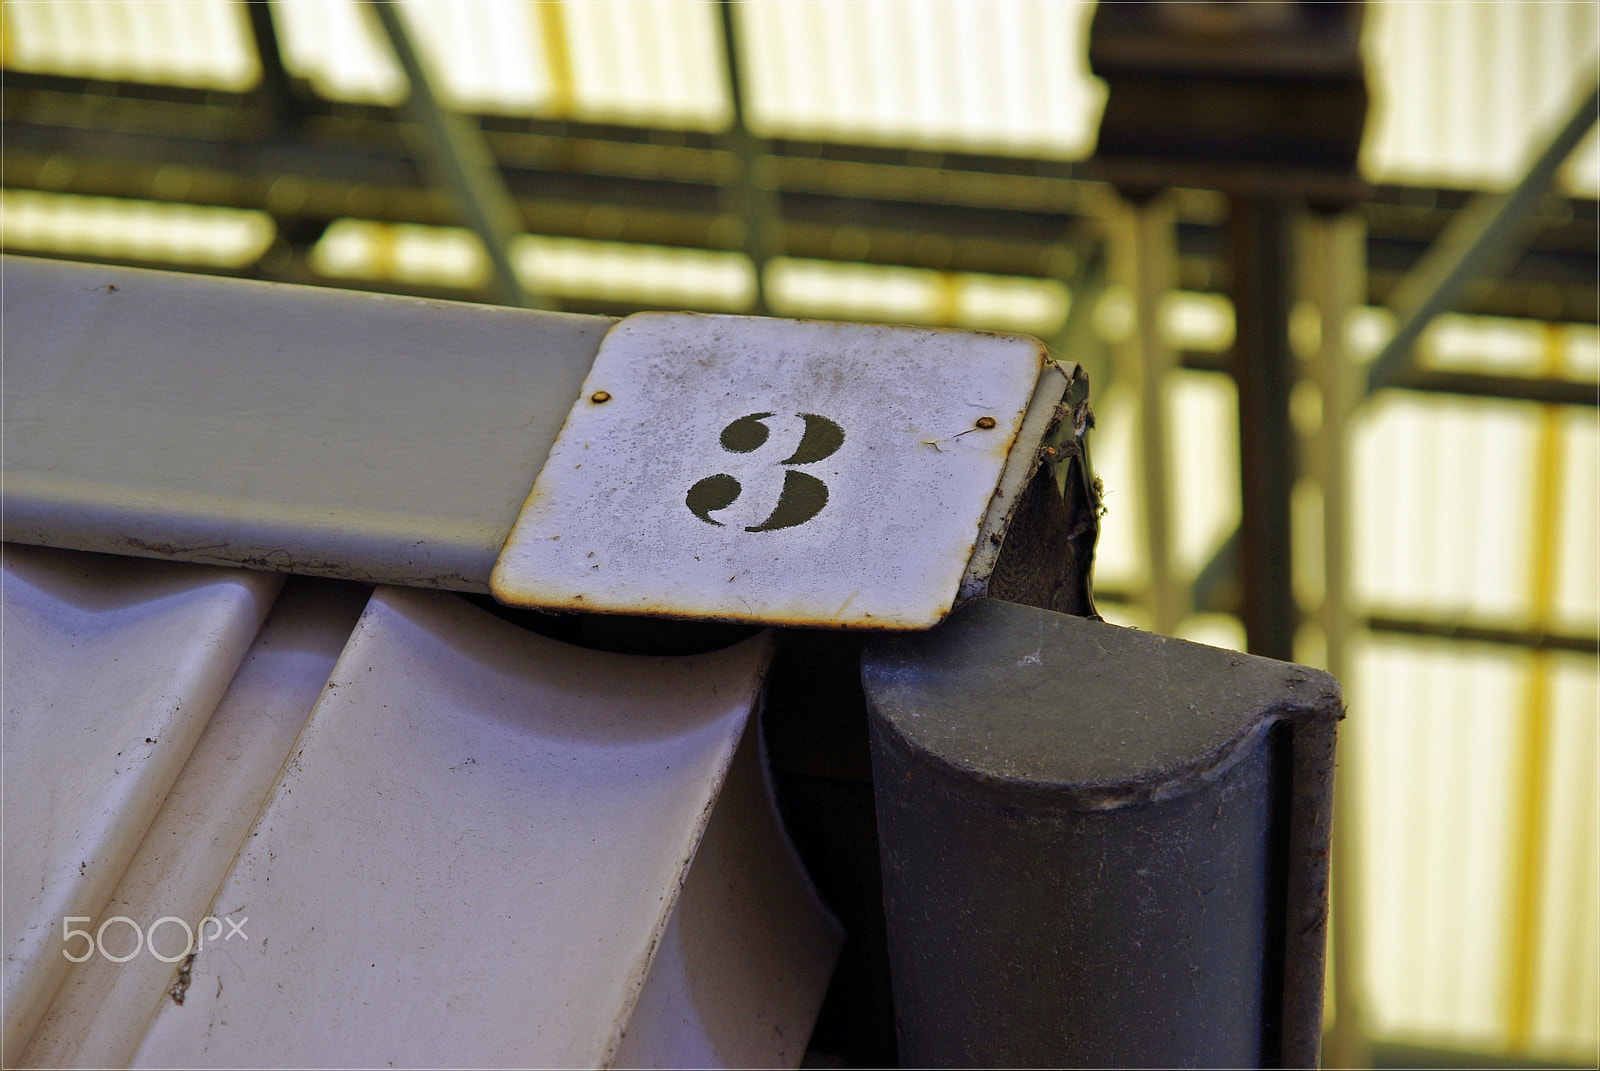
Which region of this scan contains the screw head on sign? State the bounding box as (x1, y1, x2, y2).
(591, 391, 611, 403)
(975, 416, 997, 430)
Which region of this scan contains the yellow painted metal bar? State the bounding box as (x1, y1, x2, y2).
(1109, 194, 1184, 637)
(1505, 322, 1566, 1052)
(1305, 209, 1372, 1071)
(535, 0, 573, 119)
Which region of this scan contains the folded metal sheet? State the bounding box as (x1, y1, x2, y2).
(0, 256, 612, 590)
(609, 722, 845, 1068)
(19, 577, 372, 1069)
(122, 586, 840, 1068)
(0, 544, 281, 1067)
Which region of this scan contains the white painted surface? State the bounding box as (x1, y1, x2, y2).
(1, 255, 611, 590)
(127, 586, 834, 1068)
(0, 545, 281, 1066)
(611, 720, 844, 1069)
(494, 312, 1046, 629)
(20, 579, 372, 1069)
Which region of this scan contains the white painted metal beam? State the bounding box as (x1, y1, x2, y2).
(5, 257, 1075, 631)
(1, 255, 611, 590)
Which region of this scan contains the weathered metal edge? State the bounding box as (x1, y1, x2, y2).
(861, 605, 1343, 809)
(956, 362, 1073, 603)
(867, 670, 1330, 812)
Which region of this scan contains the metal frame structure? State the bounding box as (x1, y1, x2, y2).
(3, 4, 1597, 1064)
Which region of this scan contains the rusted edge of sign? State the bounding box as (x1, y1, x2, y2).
(959, 362, 1073, 601)
(981, 361, 1101, 619)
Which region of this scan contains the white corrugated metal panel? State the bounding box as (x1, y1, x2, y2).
(3, 553, 841, 1068)
(21, 578, 371, 1069)
(0, 545, 282, 1067)
(126, 587, 829, 1067)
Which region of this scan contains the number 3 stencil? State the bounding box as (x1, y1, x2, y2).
(686, 412, 844, 532)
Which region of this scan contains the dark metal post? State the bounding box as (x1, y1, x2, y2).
(365, 0, 548, 310)
(715, 0, 781, 315)
(1366, 79, 1599, 394)
(1230, 196, 1299, 662)
(863, 598, 1341, 1068)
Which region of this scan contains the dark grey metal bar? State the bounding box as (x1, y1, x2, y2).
(1363, 614, 1600, 657)
(1229, 196, 1298, 663)
(1366, 79, 1600, 394)
(364, 0, 546, 310)
(5, 72, 1595, 326)
(862, 598, 1341, 1068)
(239, 0, 305, 132)
(716, 0, 777, 314)
(1183, 349, 1600, 408)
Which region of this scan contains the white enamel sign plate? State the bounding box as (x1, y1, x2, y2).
(492, 313, 1046, 629)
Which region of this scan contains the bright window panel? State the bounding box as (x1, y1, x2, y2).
(271, 0, 726, 124)
(1, 190, 274, 268)
(1348, 632, 1524, 1051)
(1072, 357, 1241, 603)
(737, 0, 1104, 156)
(1162, 291, 1235, 353)
(1094, 598, 1150, 634)
(310, 219, 756, 310)
(1529, 653, 1600, 1062)
(1082, 382, 1144, 595)
(767, 257, 943, 324)
(1168, 370, 1240, 579)
(394, 0, 553, 114)
(269, 0, 405, 104)
(1564, 325, 1600, 380)
(1362, 0, 1600, 196)
(1178, 612, 1247, 653)
(1552, 410, 1600, 637)
(765, 257, 1068, 338)
(309, 219, 490, 289)
(956, 274, 1070, 337)
(2, 0, 258, 90)
(1351, 393, 1540, 624)
(561, 0, 729, 129)
(1425, 315, 1554, 379)
(515, 235, 753, 310)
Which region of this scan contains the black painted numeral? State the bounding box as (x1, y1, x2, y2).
(686, 413, 844, 532)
